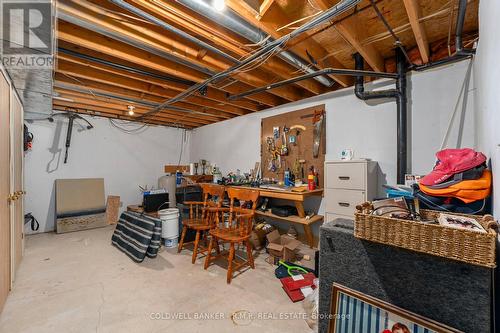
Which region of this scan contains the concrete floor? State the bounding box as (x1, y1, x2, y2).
(0, 226, 314, 333)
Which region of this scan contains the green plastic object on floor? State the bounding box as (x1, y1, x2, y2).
(278, 260, 309, 277)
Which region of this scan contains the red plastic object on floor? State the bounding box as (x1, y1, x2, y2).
(280, 273, 316, 302)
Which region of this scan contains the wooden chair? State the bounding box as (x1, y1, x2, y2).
(178, 183, 225, 264)
(204, 187, 260, 284)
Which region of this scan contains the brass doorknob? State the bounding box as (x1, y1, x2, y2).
(7, 193, 18, 202)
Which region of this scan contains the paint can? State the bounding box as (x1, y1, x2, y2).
(159, 208, 179, 239)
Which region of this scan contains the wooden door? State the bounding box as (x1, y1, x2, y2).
(11, 92, 24, 280)
(0, 70, 11, 312)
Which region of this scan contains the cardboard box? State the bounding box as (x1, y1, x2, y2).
(249, 231, 262, 250)
(266, 230, 302, 262)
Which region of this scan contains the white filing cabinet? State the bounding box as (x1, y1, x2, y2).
(324, 160, 378, 221)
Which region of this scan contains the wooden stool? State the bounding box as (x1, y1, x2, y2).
(178, 184, 225, 264)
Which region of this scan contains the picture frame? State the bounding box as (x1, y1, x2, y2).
(328, 284, 463, 333)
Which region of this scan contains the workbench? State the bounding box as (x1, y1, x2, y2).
(231, 186, 324, 248)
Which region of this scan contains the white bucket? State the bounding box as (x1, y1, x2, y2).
(159, 208, 179, 239)
(164, 237, 178, 248)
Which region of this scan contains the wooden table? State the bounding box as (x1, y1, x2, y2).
(230, 186, 324, 248)
(126, 205, 159, 218)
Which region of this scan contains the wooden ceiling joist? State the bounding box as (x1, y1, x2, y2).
(53, 0, 478, 127)
(58, 44, 261, 113)
(57, 21, 285, 107)
(225, 0, 353, 88)
(58, 0, 311, 102)
(259, 0, 276, 20)
(403, 0, 430, 63)
(53, 74, 231, 122)
(53, 98, 210, 127)
(53, 104, 193, 128)
(54, 88, 223, 123)
(56, 59, 247, 117)
(124, 0, 328, 95)
(310, 0, 385, 72)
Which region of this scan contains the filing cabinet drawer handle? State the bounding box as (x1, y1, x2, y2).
(338, 202, 350, 207)
(338, 176, 350, 180)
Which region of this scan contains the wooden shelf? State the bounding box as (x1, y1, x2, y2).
(255, 210, 323, 225)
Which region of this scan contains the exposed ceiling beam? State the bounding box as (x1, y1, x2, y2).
(403, 0, 430, 63)
(56, 58, 247, 117)
(258, 0, 276, 19)
(54, 73, 232, 121)
(143, 0, 329, 94)
(58, 0, 308, 102)
(52, 104, 194, 128)
(53, 96, 210, 127)
(58, 44, 261, 113)
(55, 89, 221, 124)
(312, 0, 385, 72)
(225, 0, 352, 87)
(57, 21, 284, 107)
(53, 81, 227, 128)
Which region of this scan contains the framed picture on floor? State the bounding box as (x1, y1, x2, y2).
(328, 284, 463, 333)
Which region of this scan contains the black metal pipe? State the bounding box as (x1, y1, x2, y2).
(410, 54, 472, 71)
(354, 50, 408, 183)
(395, 48, 408, 185)
(354, 53, 399, 100)
(58, 48, 194, 86)
(455, 0, 467, 54)
(64, 115, 74, 164)
(369, 0, 412, 64)
(228, 67, 398, 100)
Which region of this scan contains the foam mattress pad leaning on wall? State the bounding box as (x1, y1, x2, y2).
(55, 178, 107, 233)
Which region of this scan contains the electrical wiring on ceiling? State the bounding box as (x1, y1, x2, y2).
(137, 0, 360, 120)
(108, 118, 151, 134)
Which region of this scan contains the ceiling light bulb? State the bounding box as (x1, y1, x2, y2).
(213, 0, 225, 11)
(127, 105, 135, 116)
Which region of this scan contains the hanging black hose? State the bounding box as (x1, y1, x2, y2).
(24, 213, 39, 232)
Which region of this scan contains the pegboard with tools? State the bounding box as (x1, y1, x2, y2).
(260, 105, 326, 188)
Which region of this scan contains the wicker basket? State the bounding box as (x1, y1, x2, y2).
(354, 208, 498, 268)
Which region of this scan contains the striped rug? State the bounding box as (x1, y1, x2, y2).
(111, 211, 162, 262)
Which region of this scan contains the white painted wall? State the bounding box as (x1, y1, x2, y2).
(191, 60, 475, 188)
(24, 116, 190, 234)
(473, 0, 500, 218)
(190, 60, 476, 235)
